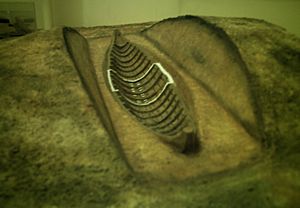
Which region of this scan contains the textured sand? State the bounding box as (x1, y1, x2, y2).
(0, 16, 299, 207)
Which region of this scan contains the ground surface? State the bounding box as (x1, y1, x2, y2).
(0, 16, 299, 207)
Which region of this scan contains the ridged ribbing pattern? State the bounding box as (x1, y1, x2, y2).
(107, 32, 192, 137)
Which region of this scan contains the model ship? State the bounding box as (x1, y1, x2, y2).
(106, 31, 199, 153)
